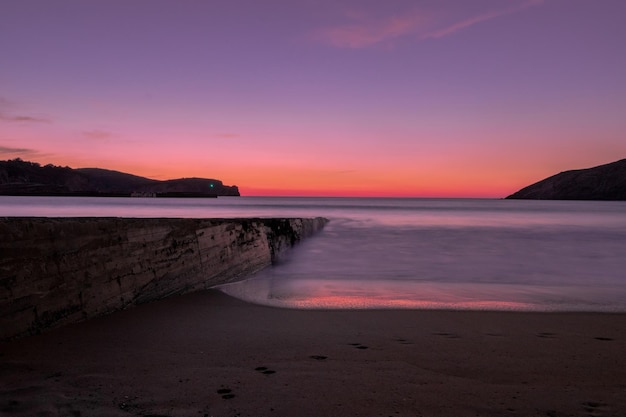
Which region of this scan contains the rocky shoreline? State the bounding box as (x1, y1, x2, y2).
(0, 217, 328, 340)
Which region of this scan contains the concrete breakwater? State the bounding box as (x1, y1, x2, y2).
(0, 217, 328, 340)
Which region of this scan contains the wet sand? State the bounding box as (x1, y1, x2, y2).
(1, 289, 625, 417)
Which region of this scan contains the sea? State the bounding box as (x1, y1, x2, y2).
(2, 196, 626, 312)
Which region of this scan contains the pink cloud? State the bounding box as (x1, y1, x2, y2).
(0, 145, 44, 158)
(0, 112, 50, 123)
(316, 0, 545, 48)
(214, 133, 240, 139)
(316, 12, 428, 48)
(422, 0, 545, 40)
(0, 97, 50, 123)
(83, 129, 114, 140)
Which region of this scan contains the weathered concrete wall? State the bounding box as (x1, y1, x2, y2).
(0, 217, 328, 340)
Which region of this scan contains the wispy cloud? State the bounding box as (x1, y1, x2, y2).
(316, 0, 544, 48)
(0, 145, 42, 158)
(214, 133, 240, 139)
(422, 0, 544, 40)
(0, 96, 51, 123)
(83, 129, 114, 140)
(0, 112, 50, 123)
(316, 12, 428, 48)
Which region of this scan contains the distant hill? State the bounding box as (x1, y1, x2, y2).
(506, 159, 626, 200)
(0, 159, 240, 197)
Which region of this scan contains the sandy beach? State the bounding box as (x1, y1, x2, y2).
(1, 289, 625, 417)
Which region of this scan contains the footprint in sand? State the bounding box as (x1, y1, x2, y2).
(216, 388, 235, 400)
(582, 401, 610, 416)
(310, 355, 328, 360)
(432, 332, 460, 339)
(255, 366, 276, 375)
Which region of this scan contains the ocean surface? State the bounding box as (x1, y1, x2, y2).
(2, 196, 626, 312)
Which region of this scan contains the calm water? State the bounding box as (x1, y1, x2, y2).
(2, 196, 626, 312)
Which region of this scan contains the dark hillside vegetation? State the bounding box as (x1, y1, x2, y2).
(0, 159, 240, 197)
(506, 159, 626, 200)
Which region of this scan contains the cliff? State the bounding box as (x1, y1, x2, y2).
(506, 159, 626, 200)
(0, 159, 240, 196)
(0, 217, 328, 340)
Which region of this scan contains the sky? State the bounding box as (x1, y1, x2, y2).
(1, 0, 625, 197)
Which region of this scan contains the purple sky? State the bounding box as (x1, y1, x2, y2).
(1, 0, 625, 196)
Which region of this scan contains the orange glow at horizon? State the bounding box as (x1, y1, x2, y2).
(10, 151, 539, 198)
(3, 120, 621, 199)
